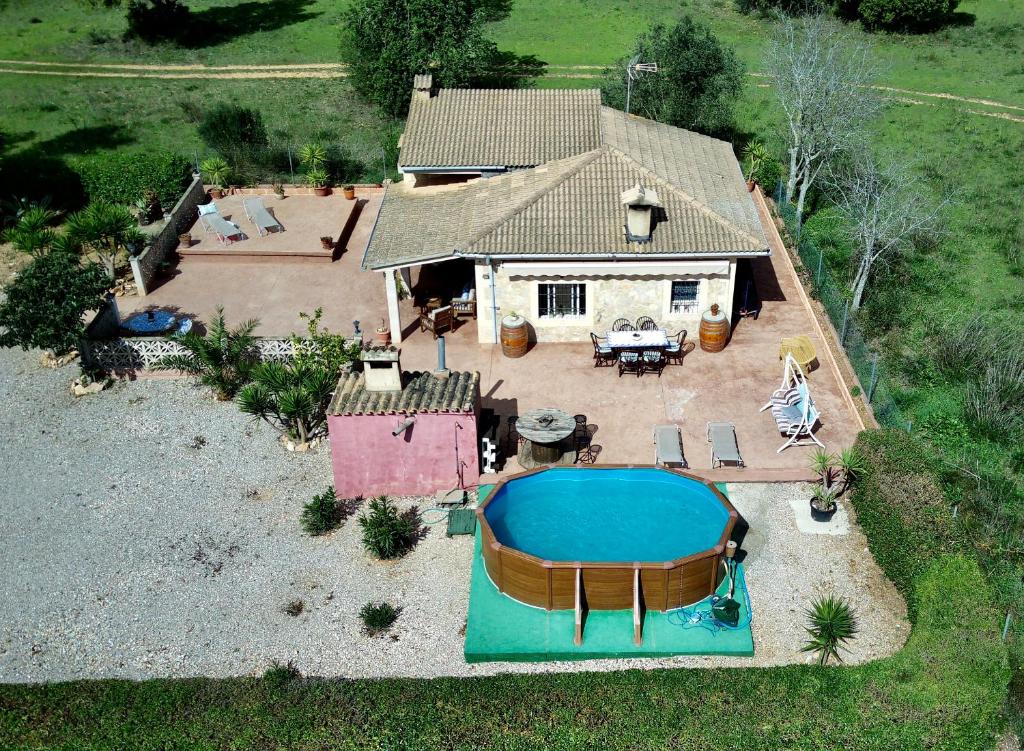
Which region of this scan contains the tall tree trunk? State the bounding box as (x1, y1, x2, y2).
(850, 255, 871, 310)
(786, 145, 800, 203)
(795, 167, 812, 225)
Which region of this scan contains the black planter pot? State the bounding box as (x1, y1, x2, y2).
(809, 499, 837, 522)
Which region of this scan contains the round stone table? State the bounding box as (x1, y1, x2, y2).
(516, 408, 577, 467)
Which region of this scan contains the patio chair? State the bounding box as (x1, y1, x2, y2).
(641, 349, 667, 377)
(242, 197, 282, 237)
(654, 424, 688, 469)
(636, 316, 658, 331)
(612, 318, 635, 332)
(419, 305, 453, 339)
(665, 330, 696, 365)
(760, 353, 825, 452)
(451, 281, 477, 320)
(197, 202, 219, 233)
(573, 414, 588, 444)
(590, 332, 616, 367)
(707, 422, 745, 468)
(197, 203, 245, 244)
(618, 350, 643, 378)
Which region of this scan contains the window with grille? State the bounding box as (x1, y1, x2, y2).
(670, 280, 699, 314)
(537, 283, 586, 319)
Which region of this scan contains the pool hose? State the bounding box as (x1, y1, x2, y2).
(666, 559, 752, 635)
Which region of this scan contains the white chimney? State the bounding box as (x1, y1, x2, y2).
(361, 347, 402, 393)
(621, 183, 662, 243)
(412, 73, 434, 101)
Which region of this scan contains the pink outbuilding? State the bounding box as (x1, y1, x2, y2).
(326, 347, 480, 498)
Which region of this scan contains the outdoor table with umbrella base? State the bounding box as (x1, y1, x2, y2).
(515, 408, 578, 468)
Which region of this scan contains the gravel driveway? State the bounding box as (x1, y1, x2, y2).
(0, 349, 908, 682)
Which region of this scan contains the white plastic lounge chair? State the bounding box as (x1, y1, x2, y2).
(760, 353, 825, 453)
(707, 422, 744, 468)
(242, 197, 282, 236)
(654, 425, 687, 468)
(197, 203, 245, 245)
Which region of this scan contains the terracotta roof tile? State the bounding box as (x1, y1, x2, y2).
(328, 370, 479, 416)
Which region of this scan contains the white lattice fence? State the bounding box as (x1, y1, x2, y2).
(82, 337, 300, 371)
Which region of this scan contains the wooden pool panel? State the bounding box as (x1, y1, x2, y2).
(477, 466, 738, 612)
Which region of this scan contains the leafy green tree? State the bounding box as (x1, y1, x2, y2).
(342, 0, 518, 118)
(601, 17, 744, 138)
(65, 201, 145, 280)
(0, 253, 110, 355)
(156, 307, 259, 400)
(236, 360, 337, 443)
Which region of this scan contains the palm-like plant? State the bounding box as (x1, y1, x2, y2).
(236, 360, 337, 442)
(65, 201, 144, 279)
(2, 206, 60, 257)
(156, 307, 259, 400)
(200, 157, 232, 190)
(298, 142, 327, 170)
(836, 447, 865, 491)
(741, 140, 770, 184)
(304, 167, 330, 190)
(802, 595, 858, 665)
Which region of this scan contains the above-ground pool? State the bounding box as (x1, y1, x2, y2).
(477, 466, 738, 611)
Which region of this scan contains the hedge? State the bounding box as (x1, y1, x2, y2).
(73, 150, 192, 208)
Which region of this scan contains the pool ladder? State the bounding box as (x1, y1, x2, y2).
(573, 566, 644, 647)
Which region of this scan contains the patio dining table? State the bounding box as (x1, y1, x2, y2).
(605, 329, 670, 350)
(516, 407, 577, 466)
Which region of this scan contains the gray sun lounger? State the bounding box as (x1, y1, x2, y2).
(654, 424, 688, 468)
(242, 197, 282, 236)
(207, 214, 245, 245)
(707, 422, 744, 468)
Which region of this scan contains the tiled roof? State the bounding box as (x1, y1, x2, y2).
(398, 89, 602, 169)
(363, 145, 767, 268)
(328, 370, 479, 416)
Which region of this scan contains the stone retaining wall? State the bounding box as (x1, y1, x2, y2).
(129, 175, 206, 296)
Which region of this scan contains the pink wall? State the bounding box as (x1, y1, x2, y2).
(327, 411, 479, 498)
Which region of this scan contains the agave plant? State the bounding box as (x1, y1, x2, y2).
(156, 307, 259, 400)
(801, 595, 858, 665)
(236, 360, 337, 443)
(64, 201, 145, 279)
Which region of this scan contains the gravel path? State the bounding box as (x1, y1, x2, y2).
(0, 348, 908, 682)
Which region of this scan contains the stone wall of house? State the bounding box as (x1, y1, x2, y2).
(474, 259, 736, 344)
(130, 174, 206, 296)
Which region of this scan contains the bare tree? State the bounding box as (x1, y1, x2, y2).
(766, 14, 881, 225)
(827, 153, 945, 310)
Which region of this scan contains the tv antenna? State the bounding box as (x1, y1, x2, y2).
(625, 55, 658, 116)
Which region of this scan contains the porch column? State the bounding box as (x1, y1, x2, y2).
(384, 270, 403, 345)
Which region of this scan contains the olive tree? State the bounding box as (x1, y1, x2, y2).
(827, 153, 944, 309)
(766, 13, 881, 225)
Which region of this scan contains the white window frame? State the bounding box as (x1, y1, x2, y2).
(665, 279, 702, 318)
(536, 281, 587, 320)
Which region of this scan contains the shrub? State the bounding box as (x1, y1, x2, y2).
(301, 487, 341, 536)
(74, 150, 192, 208)
(358, 496, 418, 559)
(262, 660, 300, 688)
(735, 0, 825, 15)
(154, 307, 259, 400)
(359, 601, 400, 635)
(801, 595, 858, 665)
(0, 254, 110, 355)
(851, 430, 964, 616)
(236, 361, 337, 443)
(198, 104, 270, 177)
(124, 0, 191, 42)
(857, 0, 959, 31)
(292, 308, 363, 375)
(282, 600, 304, 617)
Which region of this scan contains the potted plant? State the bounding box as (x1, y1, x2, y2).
(320, 236, 334, 250)
(374, 318, 390, 346)
(178, 231, 192, 248)
(741, 141, 770, 192)
(808, 447, 863, 521)
(298, 142, 327, 171)
(200, 157, 231, 199)
(272, 183, 285, 200)
(305, 167, 330, 197)
(133, 197, 151, 226)
(343, 185, 356, 200)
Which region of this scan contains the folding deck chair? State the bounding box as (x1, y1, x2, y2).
(653, 425, 688, 468)
(198, 203, 245, 245)
(707, 422, 744, 468)
(760, 353, 825, 452)
(242, 197, 282, 236)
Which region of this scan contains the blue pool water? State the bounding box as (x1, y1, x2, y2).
(483, 468, 731, 562)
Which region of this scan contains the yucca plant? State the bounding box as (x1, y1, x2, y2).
(358, 496, 417, 560)
(236, 360, 336, 442)
(836, 446, 865, 492)
(2, 206, 60, 257)
(64, 200, 145, 279)
(304, 166, 330, 190)
(156, 307, 259, 400)
(200, 156, 232, 190)
(741, 140, 770, 184)
(298, 142, 327, 170)
(802, 595, 858, 665)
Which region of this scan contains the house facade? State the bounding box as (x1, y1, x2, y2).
(364, 76, 769, 344)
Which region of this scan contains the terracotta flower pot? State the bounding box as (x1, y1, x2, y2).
(375, 328, 390, 346)
(209, 188, 223, 199)
(178, 233, 192, 248)
(343, 185, 356, 200)
(314, 186, 331, 197)
(746, 180, 755, 192)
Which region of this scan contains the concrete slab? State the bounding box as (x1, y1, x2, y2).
(788, 497, 851, 535)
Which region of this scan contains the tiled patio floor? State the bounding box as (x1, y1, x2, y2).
(121, 187, 864, 479)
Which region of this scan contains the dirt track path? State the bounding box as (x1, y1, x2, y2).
(1, 59, 1021, 121)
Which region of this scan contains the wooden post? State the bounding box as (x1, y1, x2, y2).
(574, 567, 583, 646)
(633, 568, 643, 646)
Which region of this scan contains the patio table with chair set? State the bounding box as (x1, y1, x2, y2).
(506, 409, 599, 469)
(591, 316, 695, 376)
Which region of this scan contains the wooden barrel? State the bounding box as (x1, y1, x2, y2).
(699, 304, 730, 352)
(500, 315, 528, 358)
